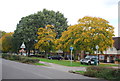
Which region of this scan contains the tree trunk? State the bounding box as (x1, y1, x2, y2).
(45, 50, 47, 58)
(21, 52, 22, 55)
(63, 51, 65, 58)
(78, 53, 80, 60)
(28, 50, 30, 57)
(80, 51, 84, 59)
(33, 49, 35, 55)
(74, 51, 77, 62)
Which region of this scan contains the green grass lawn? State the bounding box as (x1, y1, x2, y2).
(40, 58, 89, 67)
(74, 71, 85, 75)
(99, 63, 118, 67)
(28, 57, 118, 67)
(29, 57, 91, 67)
(34, 62, 46, 66)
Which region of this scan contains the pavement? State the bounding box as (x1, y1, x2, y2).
(39, 61, 86, 72)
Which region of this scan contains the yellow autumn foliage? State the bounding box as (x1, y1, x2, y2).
(35, 25, 56, 51)
(0, 32, 14, 52)
(58, 16, 114, 53)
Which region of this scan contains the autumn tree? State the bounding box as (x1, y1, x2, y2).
(13, 9, 68, 54)
(1, 32, 14, 53)
(77, 16, 114, 53)
(0, 30, 6, 38)
(58, 16, 114, 61)
(0, 30, 6, 52)
(35, 25, 56, 57)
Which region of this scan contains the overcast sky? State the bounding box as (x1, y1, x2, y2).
(0, 0, 119, 36)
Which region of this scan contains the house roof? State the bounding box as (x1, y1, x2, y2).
(113, 37, 120, 50)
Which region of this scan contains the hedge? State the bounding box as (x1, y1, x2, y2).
(2, 53, 39, 64)
(84, 66, 120, 81)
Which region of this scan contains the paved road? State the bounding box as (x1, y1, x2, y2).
(2, 59, 97, 79)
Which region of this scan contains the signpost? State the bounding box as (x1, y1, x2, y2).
(20, 42, 26, 55)
(70, 46, 73, 66)
(20, 42, 26, 49)
(96, 45, 99, 65)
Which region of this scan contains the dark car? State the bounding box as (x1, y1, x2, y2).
(48, 55, 63, 60)
(80, 55, 99, 65)
(64, 55, 74, 60)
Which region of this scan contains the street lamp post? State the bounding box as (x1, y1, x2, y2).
(96, 45, 99, 65)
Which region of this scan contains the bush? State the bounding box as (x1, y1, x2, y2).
(2, 53, 12, 59)
(10, 55, 21, 60)
(2, 53, 39, 64)
(84, 66, 120, 80)
(20, 57, 39, 64)
(29, 54, 45, 58)
(115, 59, 120, 62)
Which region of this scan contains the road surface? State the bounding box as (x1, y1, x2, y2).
(2, 59, 91, 79)
(2, 59, 107, 81)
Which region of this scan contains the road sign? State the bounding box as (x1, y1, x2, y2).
(20, 42, 26, 48)
(70, 47, 73, 50)
(96, 45, 99, 49)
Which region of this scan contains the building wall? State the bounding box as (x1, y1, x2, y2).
(117, 50, 120, 54)
(100, 46, 120, 63)
(103, 47, 120, 54)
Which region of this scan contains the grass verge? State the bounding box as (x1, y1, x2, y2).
(35, 57, 89, 67)
(29, 57, 119, 67)
(99, 63, 118, 67)
(34, 62, 46, 66)
(69, 70, 85, 75)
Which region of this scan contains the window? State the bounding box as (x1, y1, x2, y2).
(99, 55, 104, 60)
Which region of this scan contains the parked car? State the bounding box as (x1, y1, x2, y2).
(64, 55, 74, 60)
(80, 55, 99, 65)
(48, 55, 63, 60)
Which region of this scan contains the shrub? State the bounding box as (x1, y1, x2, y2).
(20, 57, 39, 64)
(84, 66, 120, 80)
(2, 53, 11, 59)
(115, 59, 120, 62)
(10, 55, 21, 60)
(2, 53, 39, 64)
